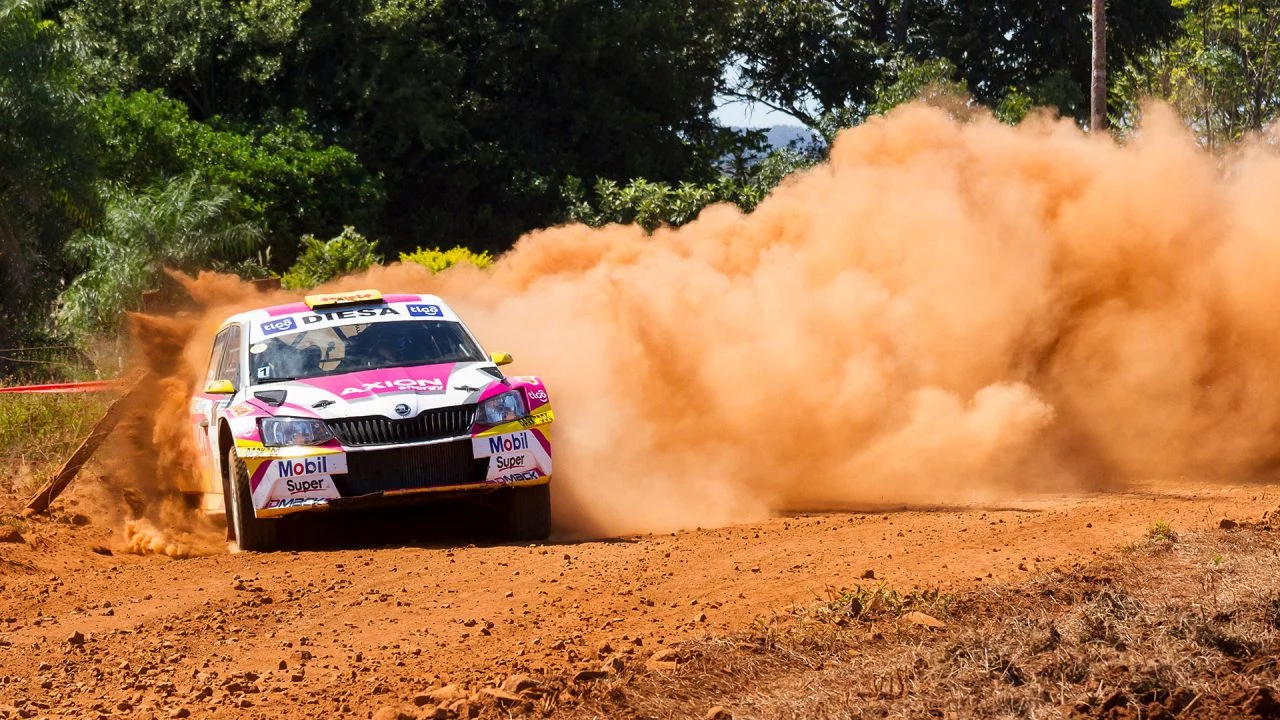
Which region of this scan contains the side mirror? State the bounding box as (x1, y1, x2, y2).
(203, 379, 235, 394)
(489, 351, 514, 367)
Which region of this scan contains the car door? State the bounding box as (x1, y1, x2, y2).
(193, 325, 243, 500)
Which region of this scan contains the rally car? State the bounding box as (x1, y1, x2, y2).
(186, 289, 554, 551)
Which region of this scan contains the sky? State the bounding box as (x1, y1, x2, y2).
(712, 95, 800, 129)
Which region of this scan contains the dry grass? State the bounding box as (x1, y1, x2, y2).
(0, 392, 115, 499)
(558, 524, 1280, 720)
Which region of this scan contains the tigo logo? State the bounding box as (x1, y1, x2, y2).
(407, 304, 443, 318)
(260, 317, 297, 336)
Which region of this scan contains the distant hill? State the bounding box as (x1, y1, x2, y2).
(721, 124, 823, 170)
(763, 125, 821, 152)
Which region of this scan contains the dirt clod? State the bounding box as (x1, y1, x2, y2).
(900, 611, 946, 629)
(500, 675, 538, 694)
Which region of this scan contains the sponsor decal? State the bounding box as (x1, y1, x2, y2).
(249, 343, 268, 354)
(493, 469, 541, 483)
(227, 403, 256, 418)
(406, 304, 443, 318)
(526, 388, 549, 403)
(487, 432, 530, 455)
(260, 317, 297, 336)
(276, 456, 334, 478)
(495, 454, 529, 471)
(302, 307, 400, 324)
(264, 497, 328, 510)
(340, 378, 444, 396)
(285, 477, 328, 495)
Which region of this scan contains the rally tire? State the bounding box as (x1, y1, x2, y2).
(502, 483, 551, 542)
(227, 447, 279, 552)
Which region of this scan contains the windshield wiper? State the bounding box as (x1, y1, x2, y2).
(256, 376, 300, 384)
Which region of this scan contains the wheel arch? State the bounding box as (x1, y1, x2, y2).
(217, 421, 235, 484)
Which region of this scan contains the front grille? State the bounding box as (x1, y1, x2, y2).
(334, 440, 489, 496)
(327, 405, 476, 447)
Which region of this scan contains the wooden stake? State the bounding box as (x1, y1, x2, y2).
(23, 375, 148, 515)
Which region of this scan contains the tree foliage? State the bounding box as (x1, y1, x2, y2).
(92, 90, 383, 254)
(562, 149, 818, 232)
(64, 0, 746, 253)
(0, 0, 99, 353)
(280, 226, 382, 290)
(58, 175, 261, 335)
(729, 0, 1182, 131)
(1114, 0, 1280, 147)
(400, 247, 494, 274)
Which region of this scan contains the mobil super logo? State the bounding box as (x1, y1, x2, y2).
(486, 432, 530, 455)
(277, 456, 331, 478)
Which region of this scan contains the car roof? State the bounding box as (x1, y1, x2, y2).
(215, 292, 458, 336)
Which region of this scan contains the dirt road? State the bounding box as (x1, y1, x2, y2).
(0, 480, 1274, 719)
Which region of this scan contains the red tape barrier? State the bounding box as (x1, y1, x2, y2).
(0, 380, 118, 394)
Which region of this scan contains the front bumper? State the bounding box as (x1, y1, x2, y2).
(239, 413, 554, 519)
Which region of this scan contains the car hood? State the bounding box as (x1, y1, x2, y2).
(247, 362, 504, 420)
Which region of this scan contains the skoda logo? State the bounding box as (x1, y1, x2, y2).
(394, 403, 411, 417)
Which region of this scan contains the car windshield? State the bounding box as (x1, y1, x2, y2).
(250, 319, 485, 383)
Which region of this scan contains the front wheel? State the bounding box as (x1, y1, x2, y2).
(226, 447, 279, 552)
(501, 483, 551, 542)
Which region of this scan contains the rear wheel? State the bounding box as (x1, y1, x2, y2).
(226, 447, 279, 552)
(501, 483, 551, 542)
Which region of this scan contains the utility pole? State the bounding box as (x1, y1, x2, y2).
(1091, 0, 1107, 132)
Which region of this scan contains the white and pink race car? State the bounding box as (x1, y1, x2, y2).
(187, 289, 553, 551)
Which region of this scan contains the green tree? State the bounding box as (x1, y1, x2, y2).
(0, 0, 99, 356)
(57, 175, 261, 335)
(562, 149, 818, 232)
(280, 226, 382, 290)
(1114, 0, 1280, 147)
(729, 0, 1182, 131)
(91, 90, 383, 258)
(63, 0, 746, 253)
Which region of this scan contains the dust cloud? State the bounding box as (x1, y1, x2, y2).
(126, 101, 1280, 539)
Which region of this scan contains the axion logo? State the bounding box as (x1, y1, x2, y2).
(276, 456, 329, 477)
(487, 432, 530, 455)
(260, 317, 297, 336)
(340, 378, 444, 395)
(526, 389, 548, 403)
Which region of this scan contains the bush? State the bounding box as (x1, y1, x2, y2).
(280, 227, 382, 290)
(399, 246, 494, 273)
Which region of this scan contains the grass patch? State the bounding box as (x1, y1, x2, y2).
(1147, 518, 1178, 542)
(0, 392, 115, 496)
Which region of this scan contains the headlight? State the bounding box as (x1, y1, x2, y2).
(474, 391, 528, 426)
(260, 417, 334, 447)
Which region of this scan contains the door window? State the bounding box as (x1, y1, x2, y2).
(218, 325, 243, 389)
(206, 330, 231, 386)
